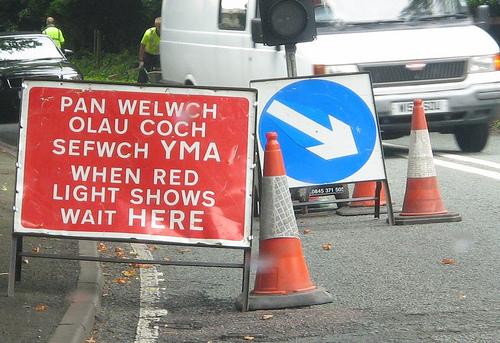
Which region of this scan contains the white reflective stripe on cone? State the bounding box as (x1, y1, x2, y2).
(260, 175, 299, 241)
(407, 130, 437, 179)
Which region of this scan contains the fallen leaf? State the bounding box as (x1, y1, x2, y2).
(303, 229, 312, 234)
(85, 337, 97, 343)
(243, 336, 255, 341)
(34, 304, 48, 312)
(441, 258, 456, 265)
(147, 245, 157, 252)
(31, 247, 40, 253)
(129, 251, 138, 257)
(322, 243, 333, 251)
(113, 277, 129, 284)
(97, 243, 107, 252)
(176, 248, 192, 254)
(115, 250, 126, 258)
(261, 314, 273, 320)
(115, 247, 124, 253)
(122, 269, 137, 278)
(130, 263, 152, 269)
(163, 256, 170, 262)
(22, 258, 29, 264)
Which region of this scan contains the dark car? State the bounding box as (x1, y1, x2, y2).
(0, 32, 83, 122)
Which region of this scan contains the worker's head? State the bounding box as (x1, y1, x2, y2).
(154, 17, 161, 34)
(46, 17, 55, 26)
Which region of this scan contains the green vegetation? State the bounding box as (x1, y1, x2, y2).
(492, 119, 500, 132)
(467, 0, 500, 16)
(0, 0, 161, 53)
(70, 51, 139, 83)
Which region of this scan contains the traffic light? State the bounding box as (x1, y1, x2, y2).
(259, 0, 317, 46)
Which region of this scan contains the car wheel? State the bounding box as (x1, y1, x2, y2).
(454, 123, 489, 152)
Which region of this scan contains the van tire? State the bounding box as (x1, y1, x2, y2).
(454, 123, 489, 152)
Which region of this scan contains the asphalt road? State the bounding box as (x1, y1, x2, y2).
(1, 122, 499, 342)
(0, 134, 80, 343)
(86, 132, 500, 342)
(0, 123, 19, 147)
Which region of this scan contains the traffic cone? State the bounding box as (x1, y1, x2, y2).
(336, 181, 392, 216)
(236, 132, 333, 310)
(351, 181, 387, 207)
(394, 99, 461, 225)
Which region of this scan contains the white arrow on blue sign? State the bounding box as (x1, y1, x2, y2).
(254, 74, 384, 186)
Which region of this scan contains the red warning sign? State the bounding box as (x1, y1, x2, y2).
(14, 81, 256, 247)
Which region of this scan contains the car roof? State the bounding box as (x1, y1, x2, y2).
(0, 32, 45, 37)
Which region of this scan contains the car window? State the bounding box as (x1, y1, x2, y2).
(0, 36, 63, 61)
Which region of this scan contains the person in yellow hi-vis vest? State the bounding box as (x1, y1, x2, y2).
(42, 17, 65, 49)
(137, 17, 161, 83)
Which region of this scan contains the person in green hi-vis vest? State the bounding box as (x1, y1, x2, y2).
(137, 17, 161, 83)
(42, 17, 65, 49)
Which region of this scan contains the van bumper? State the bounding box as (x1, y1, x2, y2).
(374, 81, 500, 135)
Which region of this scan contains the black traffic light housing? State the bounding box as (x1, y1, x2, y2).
(259, 0, 317, 46)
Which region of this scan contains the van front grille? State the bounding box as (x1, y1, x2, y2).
(359, 59, 467, 87)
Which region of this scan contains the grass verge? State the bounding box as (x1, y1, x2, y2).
(70, 50, 139, 83)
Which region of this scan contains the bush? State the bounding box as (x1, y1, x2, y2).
(70, 50, 139, 82)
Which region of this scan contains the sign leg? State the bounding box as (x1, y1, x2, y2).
(374, 181, 381, 218)
(8, 235, 20, 297)
(240, 248, 251, 312)
(384, 180, 395, 225)
(15, 236, 23, 281)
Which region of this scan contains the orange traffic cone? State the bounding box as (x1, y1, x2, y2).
(351, 181, 387, 207)
(394, 99, 461, 225)
(336, 181, 391, 216)
(237, 132, 332, 310)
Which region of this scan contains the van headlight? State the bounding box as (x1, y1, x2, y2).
(313, 64, 359, 75)
(469, 54, 500, 73)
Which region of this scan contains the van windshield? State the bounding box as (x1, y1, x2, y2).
(315, 0, 471, 31)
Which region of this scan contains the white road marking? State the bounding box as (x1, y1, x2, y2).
(438, 153, 500, 170)
(432, 158, 500, 181)
(133, 244, 168, 343)
(383, 142, 500, 180)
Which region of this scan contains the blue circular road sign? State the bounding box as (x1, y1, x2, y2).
(259, 79, 377, 184)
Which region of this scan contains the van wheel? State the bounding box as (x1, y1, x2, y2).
(454, 123, 489, 152)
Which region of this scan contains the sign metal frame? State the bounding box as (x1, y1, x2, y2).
(251, 73, 394, 221)
(8, 80, 258, 311)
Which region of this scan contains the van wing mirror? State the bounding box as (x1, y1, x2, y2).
(251, 18, 264, 44)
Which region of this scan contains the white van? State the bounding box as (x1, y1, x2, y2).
(160, 0, 500, 152)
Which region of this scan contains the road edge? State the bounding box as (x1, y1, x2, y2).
(0, 141, 102, 343)
(48, 241, 102, 343)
